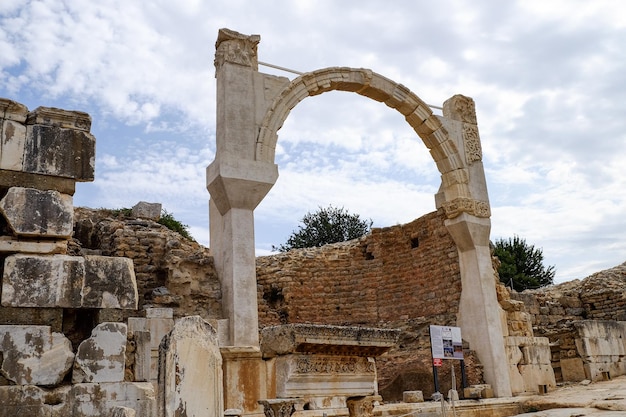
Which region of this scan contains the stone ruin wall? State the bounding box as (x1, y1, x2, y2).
(72, 207, 221, 322)
(255, 209, 485, 400)
(509, 263, 626, 383)
(68, 205, 483, 401)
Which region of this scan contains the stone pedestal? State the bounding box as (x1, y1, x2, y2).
(260, 324, 399, 416)
(222, 346, 268, 417)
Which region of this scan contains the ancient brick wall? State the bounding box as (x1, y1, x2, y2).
(256, 209, 462, 327)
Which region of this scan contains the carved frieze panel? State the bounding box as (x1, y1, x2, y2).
(442, 197, 491, 219)
(275, 354, 376, 398)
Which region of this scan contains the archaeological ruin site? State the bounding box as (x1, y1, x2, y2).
(0, 28, 625, 417)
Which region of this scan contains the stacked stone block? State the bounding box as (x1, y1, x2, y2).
(0, 98, 154, 416)
(510, 263, 626, 383)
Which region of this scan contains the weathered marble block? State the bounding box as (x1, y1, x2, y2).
(73, 322, 128, 383)
(260, 324, 400, 405)
(505, 336, 556, 395)
(0, 382, 156, 417)
(0, 187, 73, 237)
(0, 120, 26, 171)
(159, 316, 223, 417)
(260, 324, 400, 358)
(132, 201, 162, 220)
(275, 354, 377, 398)
(0, 325, 74, 386)
(0, 236, 68, 254)
(2, 254, 84, 307)
(23, 106, 94, 181)
(84, 255, 138, 309)
(2, 254, 138, 309)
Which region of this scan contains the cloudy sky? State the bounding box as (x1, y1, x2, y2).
(1, 1, 624, 283)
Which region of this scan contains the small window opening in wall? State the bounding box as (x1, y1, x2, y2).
(411, 237, 419, 249)
(362, 246, 374, 260)
(602, 371, 611, 381)
(538, 385, 547, 394)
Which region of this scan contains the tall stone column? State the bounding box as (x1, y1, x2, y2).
(440, 95, 512, 397)
(208, 29, 279, 348)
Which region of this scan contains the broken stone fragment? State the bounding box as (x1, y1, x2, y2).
(0, 119, 27, 171)
(73, 322, 128, 383)
(0, 187, 73, 238)
(0, 325, 74, 386)
(0, 382, 155, 417)
(159, 316, 223, 417)
(131, 201, 162, 220)
(83, 255, 138, 309)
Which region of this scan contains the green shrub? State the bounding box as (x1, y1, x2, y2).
(158, 210, 194, 241)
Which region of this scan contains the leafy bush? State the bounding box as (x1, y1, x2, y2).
(158, 210, 194, 241)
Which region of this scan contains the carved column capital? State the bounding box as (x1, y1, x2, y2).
(443, 94, 477, 124)
(215, 28, 260, 71)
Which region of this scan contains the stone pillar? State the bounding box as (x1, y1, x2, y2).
(438, 95, 512, 398)
(446, 214, 512, 397)
(222, 347, 268, 417)
(208, 29, 280, 347)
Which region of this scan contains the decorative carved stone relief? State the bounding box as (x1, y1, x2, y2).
(443, 94, 477, 124)
(294, 356, 376, 375)
(463, 124, 482, 163)
(442, 197, 491, 219)
(258, 399, 298, 417)
(214, 28, 259, 71)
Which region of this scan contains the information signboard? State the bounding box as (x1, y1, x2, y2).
(429, 325, 463, 360)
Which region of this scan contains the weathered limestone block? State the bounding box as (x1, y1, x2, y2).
(72, 382, 156, 417)
(73, 322, 128, 383)
(0, 325, 74, 385)
(274, 354, 377, 399)
(132, 201, 162, 220)
(113, 406, 138, 417)
(23, 106, 94, 181)
(0, 187, 73, 237)
(505, 336, 556, 395)
(129, 308, 174, 383)
(0, 382, 155, 417)
(0, 99, 29, 173)
(158, 316, 223, 417)
(0, 236, 68, 254)
(260, 324, 400, 358)
(2, 254, 84, 307)
(2, 254, 138, 309)
(83, 255, 138, 309)
(403, 391, 424, 403)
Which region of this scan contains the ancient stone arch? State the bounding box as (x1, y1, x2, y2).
(207, 29, 511, 398)
(254, 66, 490, 221)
